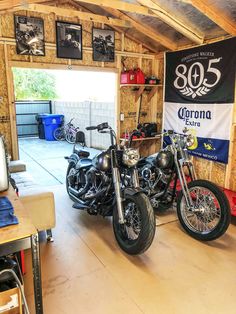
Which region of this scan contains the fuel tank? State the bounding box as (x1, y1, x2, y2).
(92, 150, 111, 172)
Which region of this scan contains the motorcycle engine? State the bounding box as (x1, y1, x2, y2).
(140, 164, 172, 208)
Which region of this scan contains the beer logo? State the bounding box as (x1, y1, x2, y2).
(173, 58, 222, 99)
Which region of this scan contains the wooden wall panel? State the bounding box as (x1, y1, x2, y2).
(0, 44, 12, 152)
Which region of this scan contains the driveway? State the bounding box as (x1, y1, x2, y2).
(16, 138, 99, 188)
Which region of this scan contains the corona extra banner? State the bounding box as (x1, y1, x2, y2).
(164, 37, 236, 164)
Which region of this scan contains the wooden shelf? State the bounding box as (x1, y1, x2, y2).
(120, 136, 161, 142)
(120, 84, 163, 102)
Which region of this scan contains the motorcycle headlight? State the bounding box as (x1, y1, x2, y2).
(122, 148, 140, 167)
(186, 134, 195, 147)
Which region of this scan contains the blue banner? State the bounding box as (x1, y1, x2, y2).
(164, 38, 236, 164)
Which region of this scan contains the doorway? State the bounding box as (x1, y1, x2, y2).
(12, 67, 117, 187)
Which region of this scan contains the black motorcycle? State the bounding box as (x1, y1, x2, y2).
(136, 129, 231, 241)
(65, 122, 156, 255)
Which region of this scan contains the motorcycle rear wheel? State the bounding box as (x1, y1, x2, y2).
(176, 179, 231, 241)
(113, 193, 156, 255)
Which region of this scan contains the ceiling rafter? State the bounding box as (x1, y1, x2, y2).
(191, 0, 236, 36)
(136, 0, 204, 44)
(9, 3, 132, 28)
(0, 0, 49, 11)
(69, 0, 158, 53)
(100, 7, 178, 51)
(75, 0, 204, 44)
(74, 0, 157, 17)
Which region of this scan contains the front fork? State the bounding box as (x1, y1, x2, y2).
(111, 149, 125, 224)
(175, 155, 195, 210)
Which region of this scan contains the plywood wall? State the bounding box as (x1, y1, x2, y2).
(0, 4, 158, 159)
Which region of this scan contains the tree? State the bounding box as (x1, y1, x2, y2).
(12, 68, 58, 100)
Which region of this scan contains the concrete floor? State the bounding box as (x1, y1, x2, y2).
(18, 138, 99, 187)
(22, 184, 236, 314)
(17, 138, 236, 314)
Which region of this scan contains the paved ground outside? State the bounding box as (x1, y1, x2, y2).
(16, 138, 99, 188)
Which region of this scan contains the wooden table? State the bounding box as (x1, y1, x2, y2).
(0, 186, 43, 314)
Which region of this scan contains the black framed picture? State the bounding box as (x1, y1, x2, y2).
(56, 21, 82, 60)
(92, 28, 115, 62)
(14, 15, 45, 56)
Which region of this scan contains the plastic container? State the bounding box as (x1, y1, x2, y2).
(42, 114, 64, 141)
(35, 114, 49, 139)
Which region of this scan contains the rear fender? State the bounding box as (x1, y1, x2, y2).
(65, 153, 79, 165)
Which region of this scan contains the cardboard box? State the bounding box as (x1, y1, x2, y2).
(0, 287, 22, 314)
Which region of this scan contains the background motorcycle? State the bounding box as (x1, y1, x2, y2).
(65, 122, 156, 255)
(137, 129, 231, 241)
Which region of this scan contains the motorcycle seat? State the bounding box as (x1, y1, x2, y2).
(78, 158, 92, 168)
(74, 148, 90, 158)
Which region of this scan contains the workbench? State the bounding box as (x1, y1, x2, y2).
(0, 186, 43, 314)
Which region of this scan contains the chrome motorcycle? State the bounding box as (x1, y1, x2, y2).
(65, 122, 156, 255)
(137, 129, 231, 241)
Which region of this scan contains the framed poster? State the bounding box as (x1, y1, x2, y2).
(14, 15, 45, 56)
(92, 28, 115, 62)
(56, 21, 82, 60)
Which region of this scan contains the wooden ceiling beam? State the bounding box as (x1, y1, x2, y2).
(0, 0, 49, 11)
(137, 0, 204, 44)
(104, 7, 177, 50)
(74, 0, 156, 17)
(191, 0, 236, 36)
(70, 0, 158, 52)
(10, 3, 131, 28)
(75, 0, 204, 44)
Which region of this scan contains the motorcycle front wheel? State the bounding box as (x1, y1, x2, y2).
(113, 193, 156, 255)
(176, 180, 231, 241)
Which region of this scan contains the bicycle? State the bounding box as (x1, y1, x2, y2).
(53, 118, 79, 143)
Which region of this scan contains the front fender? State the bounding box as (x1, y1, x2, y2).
(123, 187, 142, 197)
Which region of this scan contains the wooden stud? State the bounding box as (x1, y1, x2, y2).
(4, 44, 19, 160)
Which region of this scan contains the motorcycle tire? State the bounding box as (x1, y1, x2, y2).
(53, 127, 65, 141)
(176, 179, 231, 241)
(113, 192, 156, 255)
(66, 161, 76, 196)
(65, 131, 76, 144)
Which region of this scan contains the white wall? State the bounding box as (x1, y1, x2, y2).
(52, 100, 115, 149)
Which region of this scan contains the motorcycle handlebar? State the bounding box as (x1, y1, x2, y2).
(86, 126, 97, 131)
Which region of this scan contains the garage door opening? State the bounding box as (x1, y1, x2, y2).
(12, 67, 117, 187)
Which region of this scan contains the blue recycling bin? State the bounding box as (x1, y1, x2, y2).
(36, 113, 49, 139)
(42, 114, 64, 141)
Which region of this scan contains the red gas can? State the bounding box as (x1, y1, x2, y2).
(135, 68, 145, 84)
(120, 70, 137, 84)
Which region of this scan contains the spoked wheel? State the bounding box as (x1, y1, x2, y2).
(66, 131, 76, 144)
(53, 127, 65, 141)
(113, 193, 156, 255)
(176, 180, 231, 241)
